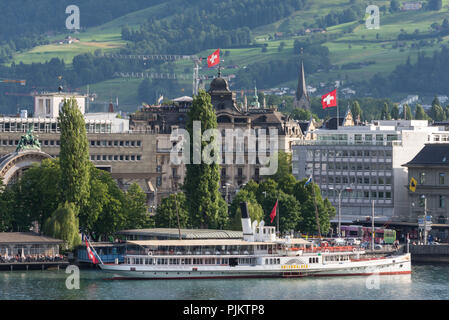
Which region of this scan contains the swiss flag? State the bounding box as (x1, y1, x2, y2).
(270, 200, 278, 224)
(86, 239, 99, 264)
(321, 89, 337, 109)
(207, 49, 220, 68)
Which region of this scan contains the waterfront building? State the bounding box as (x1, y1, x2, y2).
(292, 120, 449, 222)
(403, 144, 449, 239)
(129, 74, 305, 203)
(0, 232, 62, 258)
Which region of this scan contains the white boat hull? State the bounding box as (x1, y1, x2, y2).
(99, 253, 411, 280)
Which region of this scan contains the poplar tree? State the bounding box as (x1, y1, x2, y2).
(390, 104, 400, 120)
(381, 103, 391, 120)
(415, 104, 429, 120)
(184, 90, 228, 229)
(58, 97, 90, 209)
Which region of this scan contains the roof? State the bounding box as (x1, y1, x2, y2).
(172, 96, 193, 102)
(128, 238, 310, 247)
(117, 228, 243, 239)
(0, 232, 63, 244)
(404, 144, 449, 167)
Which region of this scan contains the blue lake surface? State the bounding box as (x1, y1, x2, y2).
(0, 264, 448, 300)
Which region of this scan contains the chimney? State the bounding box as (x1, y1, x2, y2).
(240, 202, 254, 242)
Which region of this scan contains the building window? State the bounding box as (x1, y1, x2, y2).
(419, 172, 425, 184)
(440, 173, 445, 185)
(440, 196, 445, 208)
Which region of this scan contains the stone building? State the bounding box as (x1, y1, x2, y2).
(129, 74, 305, 202)
(403, 144, 449, 224)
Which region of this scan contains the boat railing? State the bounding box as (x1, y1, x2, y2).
(300, 246, 360, 254)
(127, 250, 260, 256)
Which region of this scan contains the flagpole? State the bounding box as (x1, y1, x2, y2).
(336, 88, 339, 130)
(276, 194, 279, 237)
(86, 235, 104, 265)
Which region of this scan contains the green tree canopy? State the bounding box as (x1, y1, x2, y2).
(381, 102, 391, 120)
(155, 192, 190, 229)
(43, 202, 81, 250)
(414, 104, 429, 120)
(228, 189, 264, 231)
(390, 104, 400, 120)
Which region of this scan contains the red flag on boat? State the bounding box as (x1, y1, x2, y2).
(207, 49, 220, 68)
(270, 200, 278, 223)
(85, 239, 99, 264)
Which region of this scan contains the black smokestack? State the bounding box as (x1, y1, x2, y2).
(240, 202, 249, 219)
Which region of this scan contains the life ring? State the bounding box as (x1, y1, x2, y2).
(324, 249, 329, 253)
(352, 248, 357, 252)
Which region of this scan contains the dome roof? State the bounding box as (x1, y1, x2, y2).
(209, 77, 230, 92)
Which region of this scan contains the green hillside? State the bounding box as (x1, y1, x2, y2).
(4, 0, 449, 112)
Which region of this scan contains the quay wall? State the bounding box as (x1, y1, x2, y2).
(410, 244, 449, 263)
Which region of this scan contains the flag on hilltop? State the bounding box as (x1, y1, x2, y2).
(207, 49, 220, 68)
(270, 200, 278, 224)
(321, 89, 337, 109)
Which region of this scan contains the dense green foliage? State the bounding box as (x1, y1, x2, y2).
(155, 193, 190, 229)
(43, 202, 80, 250)
(183, 90, 229, 229)
(122, 0, 307, 54)
(59, 98, 90, 207)
(0, 159, 152, 239)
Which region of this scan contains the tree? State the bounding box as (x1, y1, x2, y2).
(391, 104, 400, 120)
(414, 104, 429, 120)
(123, 183, 153, 230)
(43, 202, 81, 250)
(183, 90, 228, 229)
(228, 189, 264, 230)
(429, 103, 445, 121)
(380, 103, 391, 120)
(390, 0, 400, 12)
(401, 104, 413, 120)
(155, 193, 190, 228)
(59, 97, 90, 209)
(428, 0, 442, 10)
(270, 151, 297, 194)
(293, 179, 335, 235)
(351, 100, 362, 121)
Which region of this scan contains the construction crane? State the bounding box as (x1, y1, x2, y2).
(0, 79, 26, 86)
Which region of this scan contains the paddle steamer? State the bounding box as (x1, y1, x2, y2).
(97, 203, 411, 279)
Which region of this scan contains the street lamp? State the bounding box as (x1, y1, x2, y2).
(328, 186, 353, 237)
(223, 183, 231, 204)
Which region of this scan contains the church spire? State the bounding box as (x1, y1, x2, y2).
(294, 48, 311, 110)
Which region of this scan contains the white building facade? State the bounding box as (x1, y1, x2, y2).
(292, 120, 449, 222)
(34, 92, 87, 118)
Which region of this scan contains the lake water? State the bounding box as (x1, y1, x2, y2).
(0, 264, 448, 300)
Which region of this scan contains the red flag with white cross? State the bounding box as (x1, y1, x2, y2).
(207, 49, 220, 68)
(321, 89, 337, 109)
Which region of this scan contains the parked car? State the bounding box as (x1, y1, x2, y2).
(346, 238, 361, 246)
